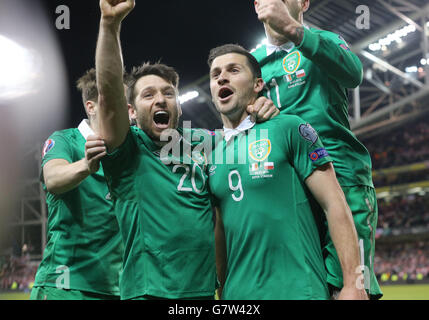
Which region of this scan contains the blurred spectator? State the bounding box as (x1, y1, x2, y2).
(0, 244, 37, 292)
(375, 241, 429, 283)
(377, 193, 429, 237)
(364, 120, 429, 171)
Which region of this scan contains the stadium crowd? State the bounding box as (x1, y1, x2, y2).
(377, 194, 429, 237)
(374, 241, 429, 283)
(0, 245, 37, 292)
(364, 119, 429, 171)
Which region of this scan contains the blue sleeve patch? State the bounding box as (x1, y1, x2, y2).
(309, 148, 329, 162)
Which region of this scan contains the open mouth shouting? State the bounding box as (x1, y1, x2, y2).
(218, 86, 234, 103)
(153, 110, 170, 130)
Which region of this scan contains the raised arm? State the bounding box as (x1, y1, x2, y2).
(256, 0, 363, 88)
(96, 0, 135, 151)
(305, 163, 368, 300)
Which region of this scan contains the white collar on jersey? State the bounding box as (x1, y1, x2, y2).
(265, 24, 310, 56)
(266, 41, 295, 56)
(78, 119, 94, 141)
(223, 115, 256, 143)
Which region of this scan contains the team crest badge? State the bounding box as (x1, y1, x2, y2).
(282, 51, 301, 74)
(248, 139, 271, 162)
(191, 150, 207, 166)
(299, 124, 318, 145)
(42, 139, 55, 158)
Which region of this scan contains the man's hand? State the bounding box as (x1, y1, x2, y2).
(100, 0, 135, 24)
(256, 0, 303, 45)
(84, 135, 107, 174)
(247, 96, 280, 123)
(337, 285, 369, 300)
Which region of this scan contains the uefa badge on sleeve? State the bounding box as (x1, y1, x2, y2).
(42, 139, 55, 158)
(309, 148, 329, 162)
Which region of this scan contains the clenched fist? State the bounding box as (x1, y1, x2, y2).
(100, 0, 135, 24)
(84, 135, 107, 174)
(255, 0, 303, 45)
(247, 96, 280, 123)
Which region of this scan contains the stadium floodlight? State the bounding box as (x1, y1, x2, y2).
(0, 35, 41, 100)
(250, 37, 269, 53)
(368, 24, 416, 52)
(405, 66, 418, 73)
(179, 90, 199, 105)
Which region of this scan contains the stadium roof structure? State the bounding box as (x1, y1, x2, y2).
(179, 0, 429, 139)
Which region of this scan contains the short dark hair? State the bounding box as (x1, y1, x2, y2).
(207, 44, 262, 78)
(126, 62, 180, 106)
(76, 68, 98, 104)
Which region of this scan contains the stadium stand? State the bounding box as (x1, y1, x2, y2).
(362, 116, 429, 286)
(368, 121, 429, 171)
(0, 245, 37, 292)
(375, 240, 429, 284)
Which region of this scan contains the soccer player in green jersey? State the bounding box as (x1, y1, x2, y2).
(207, 44, 368, 300)
(30, 69, 123, 300)
(251, 0, 382, 298)
(95, 0, 278, 300)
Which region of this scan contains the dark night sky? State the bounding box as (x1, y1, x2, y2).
(39, 0, 264, 128)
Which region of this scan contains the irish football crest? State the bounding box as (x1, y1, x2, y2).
(282, 51, 301, 74)
(248, 139, 271, 162)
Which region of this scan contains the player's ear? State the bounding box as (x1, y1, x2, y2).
(85, 100, 97, 117)
(128, 103, 136, 122)
(254, 77, 264, 94)
(302, 0, 310, 13)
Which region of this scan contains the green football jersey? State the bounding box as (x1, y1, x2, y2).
(252, 27, 373, 188)
(101, 126, 216, 300)
(35, 124, 123, 296)
(209, 114, 332, 300)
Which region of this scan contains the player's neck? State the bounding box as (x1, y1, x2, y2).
(88, 119, 99, 135)
(222, 111, 249, 130)
(266, 32, 290, 47)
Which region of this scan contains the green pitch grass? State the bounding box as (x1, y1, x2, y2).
(0, 292, 30, 300)
(0, 284, 428, 300)
(380, 284, 429, 300)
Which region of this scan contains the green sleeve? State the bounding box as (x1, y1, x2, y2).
(41, 132, 74, 167)
(283, 116, 332, 182)
(296, 28, 363, 88)
(40, 131, 75, 188)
